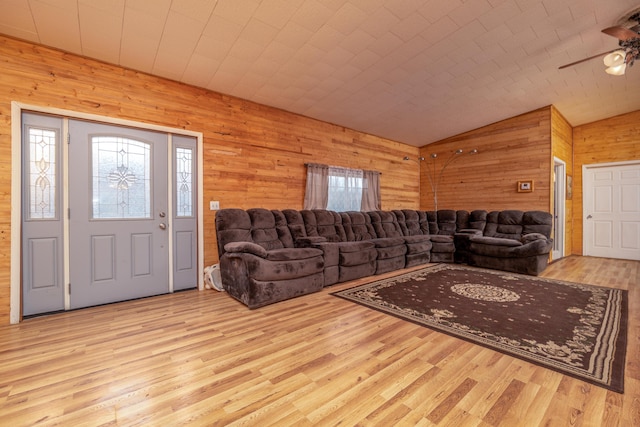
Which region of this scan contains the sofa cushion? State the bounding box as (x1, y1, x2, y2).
(301, 210, 347, 242)
(370, 237, 405, 248)
(468, 210, 488, 231)
(369, 211, 403, 238)
(215, 208, 252, 255)
(429, 235, 454, 243)
(244, 253, 324, 281)
(437, 210, 457, 235)
(405, 240, 432, 254)
(522, 211, 553, 237)
(483, 210, 524, 239)
(470, 237, 551, 259)
(339, 241, 375, 253)
(265, 247, 324, 261)
(341, 249, 377, 267)
(247, 208, 287, 250)
(342, 211, 376, 241)
(471, 236, 523, 247)
(282, 209, 310, 242)
(376, 244, 407, 260)
(394, 209, 428, 236)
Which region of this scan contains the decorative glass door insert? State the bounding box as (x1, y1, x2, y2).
(92, 136, 151, 219)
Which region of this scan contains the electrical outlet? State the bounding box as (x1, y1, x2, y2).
(210, 201, 220, 210)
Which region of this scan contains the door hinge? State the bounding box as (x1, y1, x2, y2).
(68, 283, 71, 294)
(68, 208, 71, 220)
(67, 133, 70, 144)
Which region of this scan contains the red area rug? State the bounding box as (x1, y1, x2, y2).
(332, 264, 628, 393)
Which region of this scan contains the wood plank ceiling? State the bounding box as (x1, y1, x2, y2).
(1, 0, 639, 146)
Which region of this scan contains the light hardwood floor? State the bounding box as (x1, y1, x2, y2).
(1, 256, 638, 426)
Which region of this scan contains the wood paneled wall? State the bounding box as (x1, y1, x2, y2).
(0, 36, 419, 324)
(551, 107, 574, 256)
(2, 34, 638, 324)
(572, 110, 640, 255)
(419, 107, 552, 212)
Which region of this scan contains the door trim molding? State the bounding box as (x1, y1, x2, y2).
(582, 159, 640, 257)
(552, 157, 566, 261)
(11, 101, 205, 324)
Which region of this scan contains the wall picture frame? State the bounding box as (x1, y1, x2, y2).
(517, 180, 534, 192)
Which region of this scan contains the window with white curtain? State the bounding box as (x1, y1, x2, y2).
(326, 167, 363, 212)
(304, 163, 380, 211)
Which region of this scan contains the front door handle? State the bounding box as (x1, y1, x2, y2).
(586, 215, 592, 219)
(159, 223, 167, 230)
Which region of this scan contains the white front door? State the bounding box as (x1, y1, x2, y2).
(68, 120, 170, 308)
(584, 162, 640, 261)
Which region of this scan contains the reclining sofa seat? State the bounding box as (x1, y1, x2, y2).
(344, 211, 407, 274)
(392, 210, 434, 267)
(283, 209, 377, 285)
(467, 210, 553, 275)
(453, 209, 488, 263)
(215, 208, 325, 308)
(424, 210, 460, 263)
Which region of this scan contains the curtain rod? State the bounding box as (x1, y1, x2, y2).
(304, 162, 381, 175)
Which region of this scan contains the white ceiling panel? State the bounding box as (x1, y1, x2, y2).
(1, 0, 639, 146)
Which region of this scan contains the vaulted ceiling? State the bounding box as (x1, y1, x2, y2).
(1, 0, 639, 146)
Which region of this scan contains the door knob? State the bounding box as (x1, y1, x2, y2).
(159, 212, 166, 218)
(159, 223, 167, 230)
(586, 215, 592, 219)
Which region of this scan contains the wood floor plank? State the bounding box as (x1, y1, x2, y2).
(0, 256, 637, 426)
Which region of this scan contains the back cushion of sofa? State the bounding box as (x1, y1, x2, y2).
(215, 208, 253, 256)
(426, 211, 439, 234)
(469, 210, 488, 231)
(456, 210, 470, 231)
(272, 210, 295, 248)
(282, 209, 307, 240)
(392, 210, 408, 235)
(369, 211, 402, 238)
(437, 210, 457, 235)
(301, 210, 346, 242)
(344, 211, 376, 241)
(484, 210, 524, 239)
(247, 208, 286, 250)
(523, 211, 552, 238)
(404, 210, 426, 236)
(417, 211, 430, 234)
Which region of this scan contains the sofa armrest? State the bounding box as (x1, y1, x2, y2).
(224, 241, 268, 258)
(470, 236, 522, 247)
(521, 233, 548, 244)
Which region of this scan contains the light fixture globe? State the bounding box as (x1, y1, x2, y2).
(603, 50, 626, 67)
(605, 63, 627, 75)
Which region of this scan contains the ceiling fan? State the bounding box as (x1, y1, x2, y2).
(559, 11, 640, 75)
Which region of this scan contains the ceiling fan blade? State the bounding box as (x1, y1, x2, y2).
(558, 50, 614, 69)
(602, 26, 639, 41)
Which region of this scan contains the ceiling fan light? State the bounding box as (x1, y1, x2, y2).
(603, 50, 626, 67)
(605, 63, 627, 75)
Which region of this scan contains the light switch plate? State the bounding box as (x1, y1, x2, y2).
(210, 201, 220, 210)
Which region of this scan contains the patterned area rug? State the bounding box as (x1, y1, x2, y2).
(332, 264, 628, 393)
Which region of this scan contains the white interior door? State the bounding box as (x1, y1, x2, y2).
(584, 162, 640, 261)
(68, 120, 170, 308)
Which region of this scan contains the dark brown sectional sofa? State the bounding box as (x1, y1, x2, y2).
(215, 208, 553, 308)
